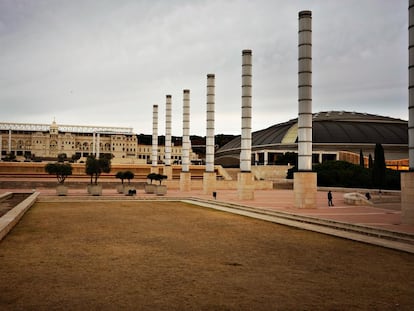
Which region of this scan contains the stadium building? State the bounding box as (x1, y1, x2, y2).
(215, 111, 408, 170)
(0, 120, 197, 164)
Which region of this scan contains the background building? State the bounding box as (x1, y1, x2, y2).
(215, 111, 408, 170)
(0, 120, 198, 164)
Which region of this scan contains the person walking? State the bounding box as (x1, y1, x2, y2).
(328, 191, 334, 207)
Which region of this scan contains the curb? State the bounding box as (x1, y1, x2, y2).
(0, 192, 40, 242)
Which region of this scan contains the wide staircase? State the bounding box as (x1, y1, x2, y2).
(224, 168, 240, 180)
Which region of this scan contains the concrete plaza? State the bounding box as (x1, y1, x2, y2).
(3, 185, 412, 235)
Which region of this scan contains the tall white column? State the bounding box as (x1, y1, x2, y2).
(206, 74, 215, 172)
(237, 50, 254, 200)
(240, 49, 252, 172)
(182, 90, 190, 172)
(8, 129, 11, 154)
(165, 95, 172, 166)
(204, 74, 217, 195)
(152, 104, 159, 169)
(402, 0, 414, 224)
(93, 132, 96, 156)
(180, 89, 191, 191)
(294, 10, 316, 209)
(96, 133, 100, 158)
(164, 95, 173, 179)
(264, 150, 268, 166)
(298, 10, 313, 171)
(409, 0, 414, 169)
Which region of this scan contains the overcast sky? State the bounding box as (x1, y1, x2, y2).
(0, 0, 408, 135)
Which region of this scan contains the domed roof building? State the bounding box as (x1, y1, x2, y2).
(215, 111, 408, 169)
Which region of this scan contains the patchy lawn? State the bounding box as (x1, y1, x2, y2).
(0, 201, 413, 310)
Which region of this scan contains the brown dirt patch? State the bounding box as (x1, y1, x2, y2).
(0, 201, 413, 310)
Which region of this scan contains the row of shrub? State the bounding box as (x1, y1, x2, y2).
(287, 160, 401, 190)
(45, 159, 169, 185)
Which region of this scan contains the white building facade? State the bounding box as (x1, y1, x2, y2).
(0, 120, 197, 164)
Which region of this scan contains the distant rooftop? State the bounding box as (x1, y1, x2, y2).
(0, 121, 134, 134)
(217, 111, 408, 152)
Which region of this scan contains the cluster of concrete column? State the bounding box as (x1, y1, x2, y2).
(148, 5, 412, 214)
(402, 0, 414, 224)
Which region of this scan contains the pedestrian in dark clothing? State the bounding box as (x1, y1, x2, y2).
(328, 191, 334, 206)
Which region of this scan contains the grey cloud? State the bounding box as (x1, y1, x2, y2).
(0, 0, 408, 135)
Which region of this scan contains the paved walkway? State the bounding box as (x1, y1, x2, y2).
(3, 186, 413, 235)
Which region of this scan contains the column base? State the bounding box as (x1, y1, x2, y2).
(294, 172, 317, 208)
(203, 172, 217, 195)
(237, 172, 254, 200)
(180, 172, 191, 192)
(163, 165, 173, 180)
(150, 166, 159, 174)
(401, 172, 414, 225)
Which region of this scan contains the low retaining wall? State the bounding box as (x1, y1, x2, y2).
(0, 192, 13, 202)
(0, 192, 40, 241)
(1, 179, 274, 191)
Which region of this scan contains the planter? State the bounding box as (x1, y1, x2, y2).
(116, 184, 124, 194)
(56, 185, 68, 196)
(145, 184, 156, 194)
(123, 185, 136, 195)
(155, 185, 167, 196)
(89, 184, 102, 196)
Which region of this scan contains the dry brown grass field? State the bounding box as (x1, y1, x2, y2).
(0, 200, 413, 310)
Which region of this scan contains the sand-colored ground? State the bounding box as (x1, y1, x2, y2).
(0, 200, 413, 310)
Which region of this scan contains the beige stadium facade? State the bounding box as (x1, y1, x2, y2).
(0, 120, 196, 164)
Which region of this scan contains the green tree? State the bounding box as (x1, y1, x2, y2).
(45, 162, 73, 184)
(154, 174, 167, 185)
(147, 173, 158, 184)
(85, 155, 111, 185)
(4, 153, 16, 162)
(372, 143, 386, 189)
(57, 153, 67, 162)
(124, 171, 134, 184)
(314, 160, 372, 188)
(368, 154, 373, 169)
(359, 149, 364, 168)
(71, 153, 81, 163)
(115, 171, 125, 184)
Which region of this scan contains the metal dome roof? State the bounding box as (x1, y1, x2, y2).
(216, 111, 408, 153)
